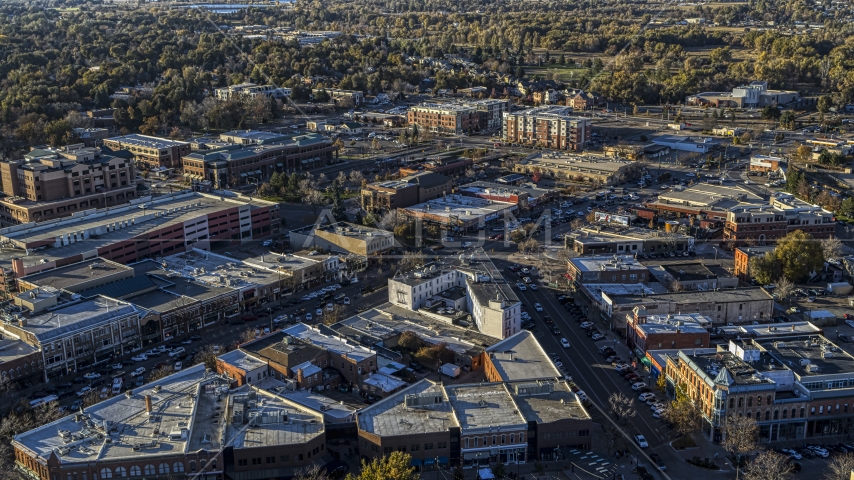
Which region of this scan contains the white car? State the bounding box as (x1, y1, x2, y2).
(83, 372, 101, 380)
(529, 284, 538, 291)
(262, 240, 272, 247)
(639, 393, 656, 402)
(635, 434, 649, 448)
(442, 237, 455, 242)
(686, 173, 696, 177)
(168, 347, 185, 358)
(631, 382, 647, 391)
(461, 242, 472, 248)
(174, 362, 183, 371)
(156, 345, 169, 353)
(534, 303, 543, 312)
(132, 354, 148, 362)
(131, 367, 146, 377)
(343, 297, 350, 305)
(76, 386, 92, 397)
(326, 303, 334, 312)
(110, 363, 123, 370)
(305, 313, 313, 321)
(652, 410, 662, 418)
(580, 321, 594, 328)
(316, 309, 323, 316)
(517, 283, 527, 291)
(144, 349, 159, 357)
(560, 338, 571, 348)
(591, 333, 605, 340)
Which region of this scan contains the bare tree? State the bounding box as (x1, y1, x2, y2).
(293, 463, 330, 480)
(600, 422, 629, 457)
(397, 250, 425, 272)
(722, 415, 759, 460)
(306, 190, 328, 215)
(824, 452, 854, 480)
(821, 236, 842, 261)
(321, 305, 345, 326)
(348, 170, 365, 188)
(570, 217, 584, 230)
(743, 450, 793, 480)
(608, 392, 636, 426)
(81, 389, 101, 408)
(192, 344, 221, 371)
(240, 327, 258, 344)
(775, 277, 795, 304)
(377, 209, 404, 230)
(149, 365, 175, 382)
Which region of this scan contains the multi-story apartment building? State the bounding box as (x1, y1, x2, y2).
(408, 104, 480, 134)
(388, 250, 521, 340)
(724, 194, 836, 244)
(360, 171, 452, 212)
(664, 335, 854, 442)
(103, 134, 191, 170)
(0, 145, 139, 225)
(0, 294, 140, 381)
(214, 82, 292, 100)
(0, 192, 279, 279)
(182, 134, 335, 188)
(12, 365, 327, 480)
(502, 106, 592, 151)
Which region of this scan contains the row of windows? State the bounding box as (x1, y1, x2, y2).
(236, 446, 322, 466)
(463, 433, 524, 448)
(67, 460, 208, 480)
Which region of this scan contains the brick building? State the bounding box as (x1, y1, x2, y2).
(603, 288, 774, 327)
(360, 171, 452, 212)
(0, 192, 279, 279)
(11, 364, 328, 480)
(103, 134, 190, 170)
(724, 194, 836, 244)
(750, 155, 784, 173)
(502, 106, 592, 151)
(407, 104, 480, 135)
(733, 246, 776, 282)
(183, 133, 335, 188)
(567, 255, 649, 285)
(0, 145, 139, 225)
(625, 307, 711, 355)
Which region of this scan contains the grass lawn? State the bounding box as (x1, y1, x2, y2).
(672, 435, 698, 450)
(525, 65, 592, 82)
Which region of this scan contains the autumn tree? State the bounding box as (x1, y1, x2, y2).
(414, 342, 455, 369)
(321, 305, 345, 326)
(149, 365, 175, 382)
(397, 331, 425, 353)
(821, 236, 843, 261)
(662, 387, 703, 437)
(824, 452, 854, 480)
(749, 252, 782, 285)
(192, 344, 221, 371)
(774, 230, 824, 282)
(345, 451, 417, 480)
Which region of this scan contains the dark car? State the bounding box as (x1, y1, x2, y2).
(242, 314, 257, 322)
(57, 389, 75, 399)
(57, 383, 74, 390)
(840, 335, 851, 343)
(72, 377, 86, 384)
(551, 325, 561, 335)
(89, 379, 105, 388)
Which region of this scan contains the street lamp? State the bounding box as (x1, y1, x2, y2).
(712, 246, 719, 261)
(267, 307, 273, 332)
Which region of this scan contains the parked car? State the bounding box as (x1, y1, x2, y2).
(560, 338, 571, 348)
(634, 434, 649, 448)
(131, 367, 146, 377)
(168, 347, 185, 358)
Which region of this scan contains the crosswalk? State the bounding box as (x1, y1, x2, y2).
(567, 449, 618, 479)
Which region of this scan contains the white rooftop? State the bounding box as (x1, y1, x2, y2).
(283, 323, 375, 362)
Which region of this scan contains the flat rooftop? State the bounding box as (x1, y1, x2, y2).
(283, 323, 375, 362)
(358, 380, 458, 436)
(738, 322, 823, 337)
(0, 192, 276, 268)
(18, 259, 132, 291)
(402, 193, 515, 222)
(572, 225, 691, 243)
(510, 381, 590, 424)
(293, 222, 394, 243)
(160, 250, 288, 292)
(521, 152, 629, 174)
(570, 255, 644, 273)
(445, 383, 527, 432)
(4, 296, 137, 343)
(676, 348, 777, 389)
(105, 134, 189, 149)
(279, 390, 357, 422)
(654, 184, 763, 210)
(635, 313, 710, 335)
(609, 287, 773, 305)
(334, 303, 499, 357)
(761, 336, 854, 378)
(218, 348, 269, 372)
(657, 262, 733, 282)
(0, 337, 39, 364)
(457, 181, 552, 200)
(485, 331, 562, 382)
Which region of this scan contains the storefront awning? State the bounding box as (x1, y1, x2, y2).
(438, 456, 449, 464)
(254, 170, 262, 175)
(240, 173, 248, 177)
(423, 458, 435, 465)
(276, 163, 283, 167)
(410, 459, 422, 467)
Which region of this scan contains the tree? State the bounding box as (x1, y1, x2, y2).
(345, 451, 417, 480)
(817, 96, 833, 114)
(821, 236, 843, 261)
(192, 344, 221, 371)
(841, 197, 854, 217)
(414, 342, 455, 369)
(721, 415, 758, 460)
(294, 464, 330, 480)
(774, 230, 824, 282)
(743, 450, 792, 480)
(397, 331, 425, 353)
(149, 365, 175, 382)
(824, 452, 854, 480)
(796, 145, 813, 162)
(396, 250, 424, 272)
(531, 166, 542, 183)
(663, 387, 703, 437)
(240, 327, 258, 344)
(775, 277, 795, 304)
(608, 392, 636, 426)
(321, 305, 345, 326)
(749, 252, 782, 285)
(139, 116, 161, 136)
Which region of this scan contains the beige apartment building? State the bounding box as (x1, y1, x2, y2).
(0, 145, 139, 225)
(103, 134, 191, 170)
(502, 106, 592, 151)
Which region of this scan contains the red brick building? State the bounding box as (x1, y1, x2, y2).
(407, 104, 480, 134)
(502, 106, 592, 151)
(626, 307, 711, 355)
(733, 246, 776, 281)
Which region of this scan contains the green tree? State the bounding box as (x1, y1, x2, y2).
(840, 197, 854, 217)
(780, 110, 796, 130)
(817, 96, 833, 114)
(749, 252, 782, 285)
(774, 230, 824, 282)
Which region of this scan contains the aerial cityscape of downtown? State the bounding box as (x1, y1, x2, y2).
(1, 0, 854, 479)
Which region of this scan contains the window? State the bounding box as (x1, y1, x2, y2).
(465, 438, 470, 448)
(425, 443, 433, 450)
(158, 464, 169, 475)
(280, 456, 290, 462)
(172, 463, 184, 473)
(266, 457, 275, 464)
(143, 466, 155, 476)
(251, 458, 261, 465)
(189, 461, 196, 472)
(747, 397, 753, 407)
(238, 460, 247, 467)
(100, 469, 112, 479)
